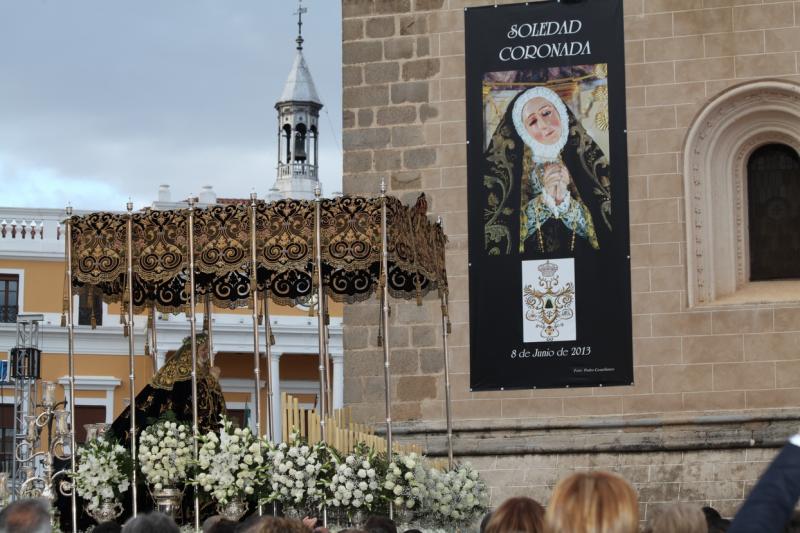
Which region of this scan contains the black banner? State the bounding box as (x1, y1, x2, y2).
(465, 0, 633, 391)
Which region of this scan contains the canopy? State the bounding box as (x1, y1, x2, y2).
(68, 196, 448, 311)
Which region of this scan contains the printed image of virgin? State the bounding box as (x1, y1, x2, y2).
(484, 85, 612, 256)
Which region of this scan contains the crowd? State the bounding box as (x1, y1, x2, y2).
(0, 435, 798, 533)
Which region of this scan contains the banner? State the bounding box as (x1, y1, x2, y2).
(465, 0, 633, 391)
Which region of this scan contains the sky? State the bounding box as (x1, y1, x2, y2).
(0, 0, 342, 210)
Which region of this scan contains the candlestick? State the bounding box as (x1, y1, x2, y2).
(54, 410, 69, 437)
(26, 416, 37, 443)
(42, 381, 56, 407)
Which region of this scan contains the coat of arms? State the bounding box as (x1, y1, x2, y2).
(522, 259, 576, 342)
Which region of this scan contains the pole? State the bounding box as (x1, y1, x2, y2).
(187, 197, 201, 531)
(249, 193, 263, 442)
(262, 297, 274, 442)
(151, 303, 159, 373)
(313, 186, 328, 441)
(437, 217, 454, 469)
(379, 180, 393, 519)
(125, 202, 138, 517)
(204, 295, 215, 367)
(64, 207, 78, 532)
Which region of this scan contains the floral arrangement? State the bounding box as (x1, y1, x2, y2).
(425, 462, 489, 528)
(328, 442, 383, 515)
(138, 419, 193, 490)
(74, 436, 131, 514)
(265, 431, 333, 512)
(196, 417, 264, 505)
(383, 452, 428, 513)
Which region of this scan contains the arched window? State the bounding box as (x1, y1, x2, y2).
(747, 144, 800, 281)
(294, 123, 308, 162)
(683, 79, 800, 305)
(282, 124, 292, 163)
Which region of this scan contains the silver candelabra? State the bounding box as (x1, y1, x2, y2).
(15, 381, 74, 508)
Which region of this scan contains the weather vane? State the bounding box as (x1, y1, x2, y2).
(294, 0, 308, 50)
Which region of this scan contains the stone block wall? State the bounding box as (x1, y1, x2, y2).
(341, 0, 800, 514)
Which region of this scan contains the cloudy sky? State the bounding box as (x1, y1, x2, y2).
(0, 1, 342, 210)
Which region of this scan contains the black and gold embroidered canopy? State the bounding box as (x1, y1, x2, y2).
(68, 196, 448, 311)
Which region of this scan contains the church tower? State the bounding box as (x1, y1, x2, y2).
(270, 1, 323, 200)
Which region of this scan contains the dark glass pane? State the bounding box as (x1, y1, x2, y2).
(74, 405, 107, 443)
(78, 289, 103, 326)
(0, 405, 14, 474)
(227, 408, 247, 428)
(748, 144, 800, 281)
(0, 275, 19, 324)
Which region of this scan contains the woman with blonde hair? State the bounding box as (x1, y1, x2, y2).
(645, 503, 707, 533)
(484, 496, 545, 533)
(544, 471, 638, 533)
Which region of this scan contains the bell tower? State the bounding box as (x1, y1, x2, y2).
(270, 0, 323, 200)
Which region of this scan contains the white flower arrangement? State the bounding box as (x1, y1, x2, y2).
(195, 417, 264, 505)
(138, 419, 193, 490)
(328, 442, 382, 514)
(265, 431, 333, 511)
(424, 462, 489, 528)
(383, 452, 428, 513)
(74, 436, 131, 514)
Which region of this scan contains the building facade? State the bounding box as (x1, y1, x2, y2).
(341, 0, 800, 518)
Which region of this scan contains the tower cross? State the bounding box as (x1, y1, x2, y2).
(294, 0, 308, 50)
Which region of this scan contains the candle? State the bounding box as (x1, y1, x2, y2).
(26, 416, 37, 443)
(95, 423, 110, 439)
(54, 410, 69, 436)
(0, 472, 7, 501)
(42, 381, 56, 406)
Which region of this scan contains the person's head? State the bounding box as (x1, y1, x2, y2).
(485, 496, 544, 533)
(122, 512, 180, 533)
(207, 518, 238, 533)
(702, 506, 730, 533)
(645, 503, 706, 533)
(253, 517, 308, 533)
(93, 522, 123, 533)
(203, 515, 222, 533)
(0, 498, 50, 533)
(480, 511, 493, 533)
(364, 515, 397, 533)
(785, 510, 800, 532)
(544, 471, 639, 533)
(512, 86, 570, 163)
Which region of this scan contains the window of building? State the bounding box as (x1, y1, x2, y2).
(0, 274, 19, 323)
(683, 79, 800, 306)
(0, 404, 12, 473)
(77, 286, 103, 327)
(748, 144, 800, 281)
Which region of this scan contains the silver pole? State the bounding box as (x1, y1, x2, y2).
(249, 193, 263, 442)
(313, 185, 328, 440)
(187, 197, 201, 531)
(323, 289, 333, 415)
(151, 303, 159, 374)
(125, 202, 139, 517)
(204, 295, 215, 367)
(65, 207, 78, 532)
(262, 297, 274, 442)
(438, 216, 454, 469)
(379, 180, 393, 519)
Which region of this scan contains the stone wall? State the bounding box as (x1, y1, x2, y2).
(341, 0, 800, 515)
